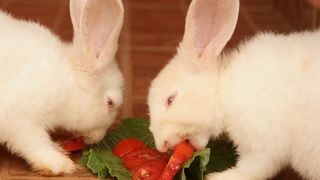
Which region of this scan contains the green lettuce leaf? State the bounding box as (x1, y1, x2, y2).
(80, 118, 238, 180)
(175, 148, 210, 180)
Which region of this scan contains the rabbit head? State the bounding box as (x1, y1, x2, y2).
(61, 0, 124, 144)
(148, 0, 239, 152)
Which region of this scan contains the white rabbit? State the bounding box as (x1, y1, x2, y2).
(148, 0, 320, 179)
(0, 0, 124, 176)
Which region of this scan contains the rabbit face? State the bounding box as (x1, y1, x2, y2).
(70, 62, 123, 144)
(148, 57, 223, 152)
(148, 0, 239, 151)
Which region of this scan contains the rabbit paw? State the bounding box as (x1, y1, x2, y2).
(32, 156, 77, 176)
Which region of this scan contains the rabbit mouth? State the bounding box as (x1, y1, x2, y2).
(159, 134, 209, 153)
(151, 124, 210, 152)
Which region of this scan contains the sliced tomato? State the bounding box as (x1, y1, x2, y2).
(132, 160, 167, 180)
(123, 147, 169, 170)
(62, 137, 85, 152)
(160, 141, 195, 180)
(112, 138, 146, 158)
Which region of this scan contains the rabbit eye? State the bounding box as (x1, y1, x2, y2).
(166, 93, 176, 107)
(107, 97, 114, 108)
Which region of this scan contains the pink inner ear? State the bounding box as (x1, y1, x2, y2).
(92, 21, 111, 58)
(192, 0, 238, 57)
(85, 0, 121, 58)
(194, 0, 218, 55)
(70, 0, 87, 36)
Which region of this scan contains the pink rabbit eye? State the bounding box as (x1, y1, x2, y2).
(107, 97, 114, 108)
(166, 93, 176, 107)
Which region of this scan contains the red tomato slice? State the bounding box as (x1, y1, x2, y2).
(132, 160, 167, 180)
(112, 138, 146, 158)
(160, 141, 195, 180)
(123, 147, 169, 170)
(62, 137, 85, 152)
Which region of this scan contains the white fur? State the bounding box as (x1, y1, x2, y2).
(0, 0, 124, 175)
(148, 0, 320, 179)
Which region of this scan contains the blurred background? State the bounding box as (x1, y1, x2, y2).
(0, 0, 319, 179)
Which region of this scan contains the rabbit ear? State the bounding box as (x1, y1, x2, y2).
(181, 0, 239, 58)
(70, 0, 124, 63)
(70, 0, 86, 35)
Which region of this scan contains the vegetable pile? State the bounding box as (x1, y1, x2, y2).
(112, 138, 195, 180)
(113, 138, 169, 179)
(80, 118, 238, 180)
